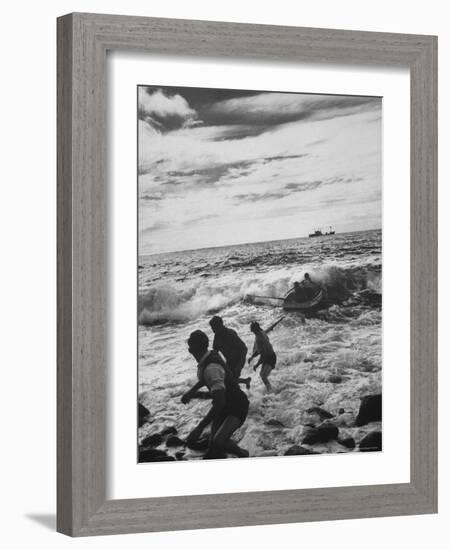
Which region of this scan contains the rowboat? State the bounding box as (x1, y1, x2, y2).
(282, 288, 324, 311)
(245, 287, 324, 312)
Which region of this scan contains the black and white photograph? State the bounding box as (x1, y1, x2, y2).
(137, 85, 382, 462)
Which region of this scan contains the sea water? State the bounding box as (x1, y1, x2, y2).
(138, 229, 382, 457)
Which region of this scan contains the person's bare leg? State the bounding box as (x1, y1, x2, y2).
(260, 364, 273, 393)
(213, 416, 249, 457)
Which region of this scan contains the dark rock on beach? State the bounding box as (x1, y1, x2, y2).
(139, 448, 168, 462)
(160, 426, 178, 436)
(284, 445, 318, 456)
(359, 431, 382, 452)
(327, 374, 343, 384)
(175, 452, 185, 460)
(355, 394, 382, 426)
(302, 423, 339, 445)
(153, 456, 176, 462)
(141, 433, 163, 447)
(338, 437, 356, 449)
(305, 407, 334, 421)
(138, 403, 150, 428)
(166, 435, 185, 447)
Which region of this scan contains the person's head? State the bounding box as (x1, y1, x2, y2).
(294, 281, 300, 289)
(250, 321, 261, 334)
(187, 330, 209, 361)
(304, 273, 310, 281)
(209, 315, 224, 333)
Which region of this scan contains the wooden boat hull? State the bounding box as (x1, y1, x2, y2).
(283, 288, 324, 311)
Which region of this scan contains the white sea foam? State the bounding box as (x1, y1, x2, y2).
(138, 230, 382, 459)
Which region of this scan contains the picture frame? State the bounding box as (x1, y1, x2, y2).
(57, 12, 438, 536)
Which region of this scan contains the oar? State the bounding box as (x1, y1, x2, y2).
(246, 294, 285, 301)
(266, 315, 286, 333)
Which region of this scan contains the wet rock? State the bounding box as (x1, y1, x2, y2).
(333, 412, 355, 428)
(338, 437, 356, 449)
(359, 431, 382, 452)
(160, 426, 178, 436)
(166, 435, 185, 447)
(187, 437, 210, 451)
(327, 374, 343, 384)
(138, 403, 150, 427)
(284, 445, 318, 456)
(265, 418, 286, 428)
(141, 433, 163, 447)
(355, 394, 382, 426)
(175, 452, 185, 460)
(305, 406, 334, 421)
(302, 424, 339, 445)
(139, 448, 168, 462)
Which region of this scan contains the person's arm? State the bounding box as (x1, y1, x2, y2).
(212, 333, 219, 352)
(186, 390, 226, 444)
(181, 380, 205, 404)
(252, 357, 263, 371)
(248, 342, 260, 364)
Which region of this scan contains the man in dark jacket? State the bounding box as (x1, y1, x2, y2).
(209, 316, 251, 389)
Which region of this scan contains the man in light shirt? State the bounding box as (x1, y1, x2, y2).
(182, 330, 249, 458)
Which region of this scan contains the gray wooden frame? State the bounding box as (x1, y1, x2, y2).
(57, 12, 438, 537)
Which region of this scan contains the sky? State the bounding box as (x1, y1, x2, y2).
(138, 85, 382, 255)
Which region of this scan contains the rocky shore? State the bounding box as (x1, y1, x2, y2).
(138, 393, 382, 462)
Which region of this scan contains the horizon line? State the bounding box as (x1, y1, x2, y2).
(139, 227, 382, 258)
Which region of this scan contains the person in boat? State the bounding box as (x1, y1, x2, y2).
(301, 273, 322, 300)
(288, 273, 321, 302)
(182, 329, 249, 458)
(247, 319, 281, 393)
(209, 316, 251, 390)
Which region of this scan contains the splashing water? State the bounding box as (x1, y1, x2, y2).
(138, 230, 382, 458)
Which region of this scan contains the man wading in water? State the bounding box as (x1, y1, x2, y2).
(209, 315, 251, 389)
(182, 330, 250, 458)
(248, 318, 283, 393)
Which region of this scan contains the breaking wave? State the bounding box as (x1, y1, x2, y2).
(138, 264, 381, 326)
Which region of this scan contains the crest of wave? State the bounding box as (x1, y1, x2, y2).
(137, 264, 379, 326)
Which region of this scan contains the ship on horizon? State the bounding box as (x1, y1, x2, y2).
(309, 226, 336, 238)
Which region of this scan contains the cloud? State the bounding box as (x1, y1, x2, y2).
(138, 88, 199, 132)
(234, 190, 289, 202)
(204, 93, 380, 129)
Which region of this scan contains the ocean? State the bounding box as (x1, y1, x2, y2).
(138, 229, 382, 458)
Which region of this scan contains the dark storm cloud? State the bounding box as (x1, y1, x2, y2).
(138, 85, 380, 144)
(205, 95, 380, 128)
(207, 125, 274, 141)
(141, 86, 262, 110)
